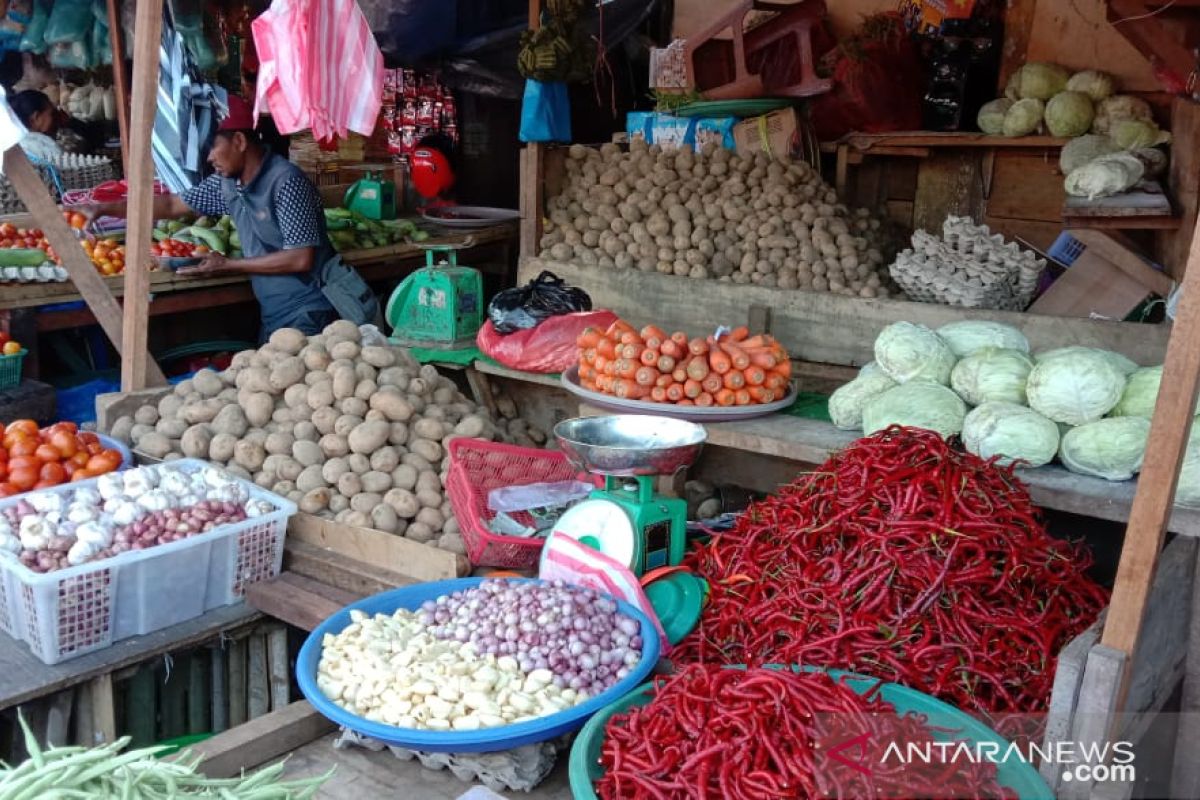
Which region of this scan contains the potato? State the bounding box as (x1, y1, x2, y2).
(311, 406, 339, 435)
(158, 394, 183, 421)
(291, 404, 314, 423)
(180, 425, 212, 458)
(410, 438, 443, 463)
(156, 418, 188, 438)
(416, 507, 444, 530)
(234, 440, 267, 471)
(181, 399, 222, 425)
(364, 410, 386, 424)
(416, 488, 442, 509)
(293, 421, 318, 442)
(306, 381, 335, 410)
(209, 433, 238, 462)
(225, 464, 253, 481)
(438, 532, 466, 555)
(192, 368, 224, 397)
(411, 418, 444, 442)
(237, 367, 272, 394)
(276, 457, 304, 481)
(388, 422, 409, 446)
(343, 511, 370, 528)
(292, 439, 324, 467)
(304, 371, 331, 387)
(301, 344, 332, 372)
(416, 470, 442, 494)
(299, 487, 331, 514)
(391, 464, 419, 491)
(406, 522, 435, 543)
(369, 446, 400, 473)
(329, 494, 350, 514)
(269, 327, 306, 355)
(402, 452, 433, 473)
(408, 378, 431, 397)
(433, 386, 456, 406)
(138, 432, 172, 458)
(349, 492, 382, 514)
(370, 504, 399, 533)
(348, 420, 390, 454)
(361, 470, 392, 494)
(384, 488, 420, 518)
(265, 431, 294, 456)
(330, 340, 360, 361)
(334, 414, 364, 438)
(283, 383, 309, 409)
(369, 393, 413, 422)
(405, 394, 427, 415)
(336, 472, 363, 497)
(353, 380, 377, 402)
(377, 367, 410, 389)
(174, 378, 195, 397)
(240, 392, 274, 428)
(109, 416, 135, 443)
(354, 362, 377, 383)
(254, 472, 275, 489)
(443, 517, 460, 536)
(319, 433, 350, 458)
(269, 357, 306, 392)
(340, 397, 368, 417)
(360, 345, 395, 368)
(321, 457, 350, 484)
(347, 453, 370, 474)
(296, 464, 327, 493)
(331, 366, 357, 400)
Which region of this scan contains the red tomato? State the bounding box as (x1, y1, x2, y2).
(39, 461, 67, 484)
(0, 483, 18, 498)
(34, 444, 61, 462)
(86, 450, 123, 474)
(8, 467, 38, 491)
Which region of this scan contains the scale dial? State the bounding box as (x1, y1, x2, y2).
(543, 499, 637, 569)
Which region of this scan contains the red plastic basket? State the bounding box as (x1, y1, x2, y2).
(446, 438, 595, 569)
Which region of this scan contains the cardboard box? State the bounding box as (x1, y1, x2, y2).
(733, 107, 802, 161)
(626, 112, 737, 152)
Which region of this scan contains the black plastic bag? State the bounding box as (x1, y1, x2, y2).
(488, 270, 592, 334)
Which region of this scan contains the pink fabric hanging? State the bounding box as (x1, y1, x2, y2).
(251, 0, 384, 142)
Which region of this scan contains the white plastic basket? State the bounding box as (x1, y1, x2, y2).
(0, 459, 296, 664)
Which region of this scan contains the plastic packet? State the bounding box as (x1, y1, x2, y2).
(487, 480, 594, 513)
(486, 270, 591, 334)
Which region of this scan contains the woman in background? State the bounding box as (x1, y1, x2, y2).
(9, 89, 91, 159)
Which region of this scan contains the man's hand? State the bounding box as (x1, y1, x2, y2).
(177, 252, 234, 277)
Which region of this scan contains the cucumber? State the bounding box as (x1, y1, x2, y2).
(0, 248, 49, 267)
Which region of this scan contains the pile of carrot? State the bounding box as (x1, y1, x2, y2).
(576, 319, 791, 407)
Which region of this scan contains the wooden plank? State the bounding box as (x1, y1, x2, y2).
(1100, 223, 1200, 704)
(127, 665, 157, 747)
(838, 132, 1068, 151)
(284, 539, 416, 597)
(520, 144, 546, 258)
(1025, 0, 1159, 92)
(465, 367, 499, 416)
(90, 674, 116, 745)
(228, 638, 248, 728)
(188, 700, 335, 779)
(1028, 251, 1154, 321)
(986, 151, 1065, 223)
(267, 626, 290, 712)
(1105, 0, 1196, 92)
(244, 573, 359, 632)
(104, 0, 130, 166)
(247, 633, 269, 720)
(999, 0, 1037, 89)
(912, 152, 984, 236)
(1061, 215, 1180, 231)
(44, 689, 73, 747)
(287, 513, 462, 582)
(1063, 184, 1173, 218)
(521, 258, 1171, 368)
(1159, 97, 1200, 280)
(210, 645, 229, 734)
(1067, 645, 1127, 800)
(1, 149, 166, 386)
(188, 649, 210, 734)
(473, 358, 562, 388)
(1068, 229, 1175, 298)
(121, 0, 166, 391)
(73, 680, 94, 746)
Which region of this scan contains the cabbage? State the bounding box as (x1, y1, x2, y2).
(1044, 91, 1094, 137)
(1036, 346, 1139, 375)
(977, 98, 1013, 135)
(1026, 351, 1127, 425)
(873, 322, 957, 385)
(950, 348, 1034, 406)
(962, 402, 1061, 468)
(1109, 365, 1162, 419)
(1059, 134, 1120, 174)
(1066, 70, 1114, 102)
(1093, 95, 1152, 135)
(862, 383, 967, 438)
(1175, 427, 1200, 507)
(936, 321, 1030, 357)
(1003, 98, 1045, 137)
(859, 361, 882, 378)
(829, 373, 898, 430)
(1112, 119, 1171, 149)
(1012, 62, 1070, 100)
(1131, 147, 1168, 178)
(1059, 417, 1150, 481)
(1064, 153, 1145, 199)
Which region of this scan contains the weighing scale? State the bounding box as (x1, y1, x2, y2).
(385, 240, 483, 350)
(343, 165, 398, 220)
(550, 415, 710, 644)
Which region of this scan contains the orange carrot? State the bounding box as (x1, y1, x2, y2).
(671, 331, 689, 346)
(620, 331, 643, 347)
(657, 354, 677, 374)
(640, 348, 660, 367)
(656, 373, 675, 388)
(606, 320, 634, 339)
(578, 328, 602, 348)
(660, 339, 683, 359)
(773, 359, 792, 378)
(735, 389, 752, 406)
(683, 379, 703, 399)
(749, 350, 778, 369)
(581, 379, 597, 392)
(581, 347, 596, 364)
(719, 340, 751, 370)
(715, 389, 736, 407)
(665, 382, 686, 403)
(640, 324, 668, 344)
(764, 372, 788, 391)
(688, 338, 709, 357)
(621, 343, 643, 361)
(739, 335, 767, 349)
(597, 337, 616, 359)
(728, 325, 749, 342)
(617, 359, 638, 379)
(686, 355, 710, 381)
(748, 386, 775, 403)
(635, 366, 658, 386)
(708, 349, 732, 374)
(672, 366, 688, 383)
(695, 392, 714, 407)
(603, 360, 619, 377)
(702, 373, 723, 394)
(678, 399, 695, 406)
(723, 370, 746, 390)
(744, 365, 766, 386)
(650, 386, 668, 403)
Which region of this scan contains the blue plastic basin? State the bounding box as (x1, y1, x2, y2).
(295, 578, 662, 753)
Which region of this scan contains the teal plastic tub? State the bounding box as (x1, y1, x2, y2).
(0, 348, 27, 390)
(568, 665, 1053, 800)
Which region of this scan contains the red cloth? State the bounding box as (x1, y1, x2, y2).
(476, 311, 618, 374)
(217, 95, 256, 132)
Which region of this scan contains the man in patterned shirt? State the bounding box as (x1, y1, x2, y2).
(83, 96, 378, 340)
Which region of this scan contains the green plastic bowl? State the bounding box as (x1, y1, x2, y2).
(567, 665, 1053, 800)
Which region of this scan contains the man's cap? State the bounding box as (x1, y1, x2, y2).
(218, 95, 256, 132)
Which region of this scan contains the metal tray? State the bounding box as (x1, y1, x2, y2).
(421, 206, 520, 229)
(560, 365, 798, 422)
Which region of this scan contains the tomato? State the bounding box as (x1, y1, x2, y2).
(62, 461, 76, 477)
(0, 223, 15, 238)
(39, 461, 66, 484)
(78, 431, 98, 446)
(71, 451, 89, 467)
(8, 455, 41, 473)
(32, 480, 59, 490)
(7, 419, 37, 437)
(8, 467, 38, 490)
(49, 430, 77, 458)
(87, 450, 122, 474)
(0, 483, 18, 498)
(8, 438, 37, 458)
(70, 468, 95, 481)
(86, 441, 102, 456)
(0, 463, 6, 481)
(34, 443, 61, 462)
(2, 341, 21, 355)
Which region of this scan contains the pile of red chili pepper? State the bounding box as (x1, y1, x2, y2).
(597, 664, 1014, 799)
(673, 426, 1108, 725)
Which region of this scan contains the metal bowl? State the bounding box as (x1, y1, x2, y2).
(553, 415, 706, 476)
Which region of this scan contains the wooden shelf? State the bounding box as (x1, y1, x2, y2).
(821, 131, 1070, 154)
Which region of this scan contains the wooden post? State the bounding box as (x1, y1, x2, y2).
(210, 645, 229, 733)
(188, 649, 211, 734)
(90, 674, 117, 745)
(267, 625, 290, 711)
(1, 148, 166, 384)
(104, 0, 131, 167)
(121, 0, 165, 391)
(247, 632, 269, 719)
(1099, 223, 1200, 702)
(228, 638, 248, 727)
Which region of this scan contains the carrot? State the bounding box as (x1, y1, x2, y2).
(622, 343, 643, 361)
(748, 350, 778, 369)
(640, 324, 668, 344)
(748, 386, 776, 403)
(739, 335, 767, 349)
(671, 331, 689, 346)
(665, 382, 686, 403)
(660, 339, 683, 359)
(603, 360, 619, 377)
(773, 359, 793, 378)
(579, 364, 594, 381)
(581, 347, 596, 364)
(744, 365, 766, 386)
(688, 338, 709, 357)
(618, 359, 639, 379)
(735, 389, 752, 406)
(672, 366, 688, 383)
(615, 379, 649, 399)
(635, 366, 658, 386)
(658, 354, 677, 374)
(607, 319, 635, 338)
(723, 370, 746, 390)
(683, 379, 703, 399)
(708, 348, 732, 374)
(650, 386, 668, 403)
(719, 340, 750, 370)
(678, 399, 695, 406)
(581, 379, 597, 392)
(596, 375, 612, 393)
(656, 373, 675, 388)
(597, 337, 616, 359)
(620, 331, 643, 347)
(686, 355, 710, 381)
(640, 348, 661, 367)
(695, 392, 714, 407)
(715, 389, 736, 407)
(593, 354, 608, 372)
(764, 372, 788, 391)
(702, 373, 724, 394)
(578, 327, 602, 348)
(728, 325, 749, 342)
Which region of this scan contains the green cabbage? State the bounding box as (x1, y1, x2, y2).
(962, 402, 1061, 468)
(1066, 70, 1114, 102)
(950, 348, 1034, 406)
(1109, 365, 1162, 419)
(977, 98, 1013, 135)
(829, 373, 898, 430)
(1111, 119, 1171, 149)
(936, 321, 1030, 358)
(862, 383, 967, 439)
(1175, 427, 1200, 507)
(874, 322, 957, 385)
(859, 361, 883, 378)
(1026, 350, 1128, 425)
(1059, 417, 1150, 481)
(1093, 95, 1152, 135)
(1044, 91, 1095, 137)
(1003, 98, 1045, 137)
(1036, 346, 1138, 375)
(1012, 62, 1070, 100)
(1064, 153, 1145, 199)
(1059, 134, 1120, 174)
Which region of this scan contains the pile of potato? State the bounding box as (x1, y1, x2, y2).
(537, 141, 898, 298)
(107, 322, 501, 555)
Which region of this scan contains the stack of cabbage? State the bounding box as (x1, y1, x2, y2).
(829, 320, 1188, 494)
(976, 64, 1171, 200)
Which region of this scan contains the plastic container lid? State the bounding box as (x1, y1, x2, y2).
(644, 571, 705, 645)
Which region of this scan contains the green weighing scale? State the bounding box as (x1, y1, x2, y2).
(385, 240, 483, 350)
(343, 165, 398, 220)
(548, 415, 709, 644)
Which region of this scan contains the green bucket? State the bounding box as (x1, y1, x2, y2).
(567, 665, 1053, 800)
